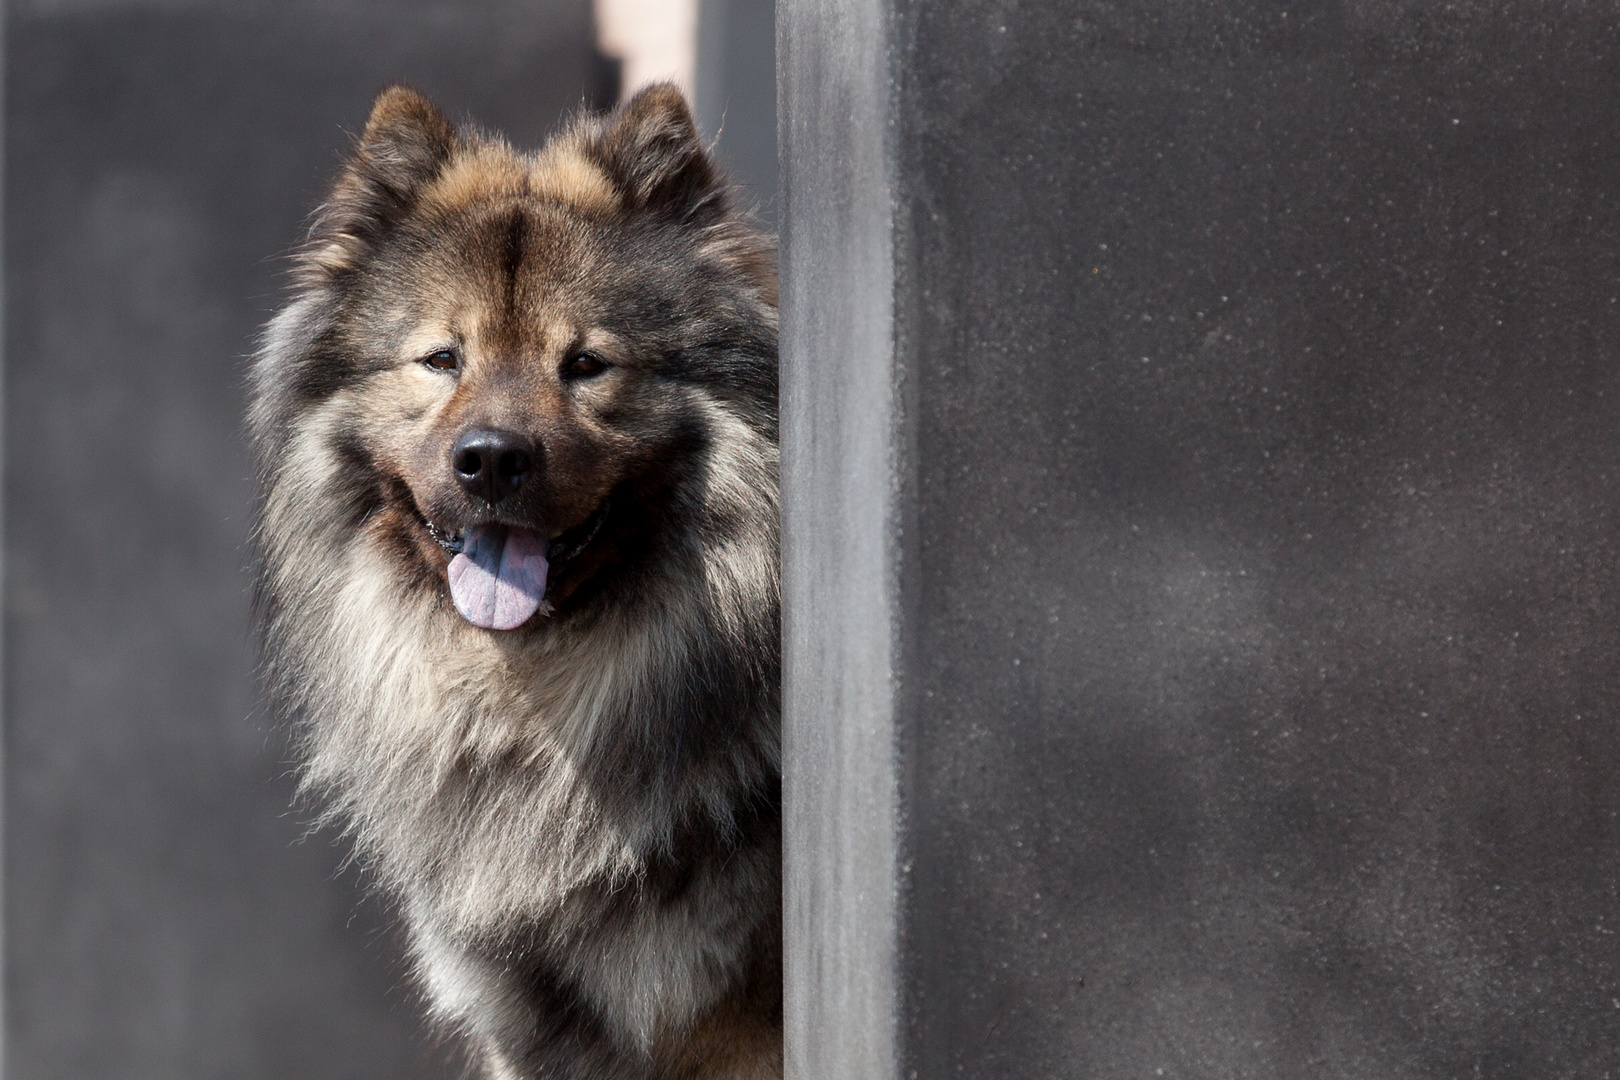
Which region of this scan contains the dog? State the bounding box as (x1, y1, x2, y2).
(250, 84, 781, 1079)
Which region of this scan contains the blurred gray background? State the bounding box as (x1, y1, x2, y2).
(696, 0, 776, 224)
(1, 0, 770, 1075)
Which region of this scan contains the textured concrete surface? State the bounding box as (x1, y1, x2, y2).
(4, 3, 600, 1076)
(783, 0, 1620, 1076)
(778, 0, 896, 1078)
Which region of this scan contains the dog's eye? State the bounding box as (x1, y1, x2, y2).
(423, 349, 459, 372)
(565, 353, 608, 379)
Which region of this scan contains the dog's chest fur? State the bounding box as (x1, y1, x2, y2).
(261, 408, 779, 1073)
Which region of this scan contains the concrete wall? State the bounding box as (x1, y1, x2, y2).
(3, 4, 602, 1075)
(782, 0, 1620, 1076)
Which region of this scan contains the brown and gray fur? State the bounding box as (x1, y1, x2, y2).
(249, 85, 780, 1079)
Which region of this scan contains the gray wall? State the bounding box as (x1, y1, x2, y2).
(3, 3, 603, 1075)
(782, 0, 1620, 1076)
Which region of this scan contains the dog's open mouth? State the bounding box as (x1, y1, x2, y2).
(444, 524, 549, 630)
(423, 502, 612, 631)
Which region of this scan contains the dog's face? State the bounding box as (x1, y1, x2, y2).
(261, 86, 776, 630)
(338, 168, 723, 628)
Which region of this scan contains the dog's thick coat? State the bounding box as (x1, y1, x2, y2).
(250, 86, 780, 1079)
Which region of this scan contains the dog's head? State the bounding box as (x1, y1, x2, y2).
(254, 85, 776, 632)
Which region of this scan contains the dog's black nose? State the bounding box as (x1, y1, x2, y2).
(452, 429, 536, 505)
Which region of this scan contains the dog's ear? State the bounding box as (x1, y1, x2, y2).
(349, 86, 457, 200)
(300, 86, 456, 281)
(592, 84, 727, 223)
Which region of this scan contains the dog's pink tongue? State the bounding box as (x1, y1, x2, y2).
(447, 524, 549, 630)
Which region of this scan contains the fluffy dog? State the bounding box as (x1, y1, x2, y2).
(250, 84, 780, 1079)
